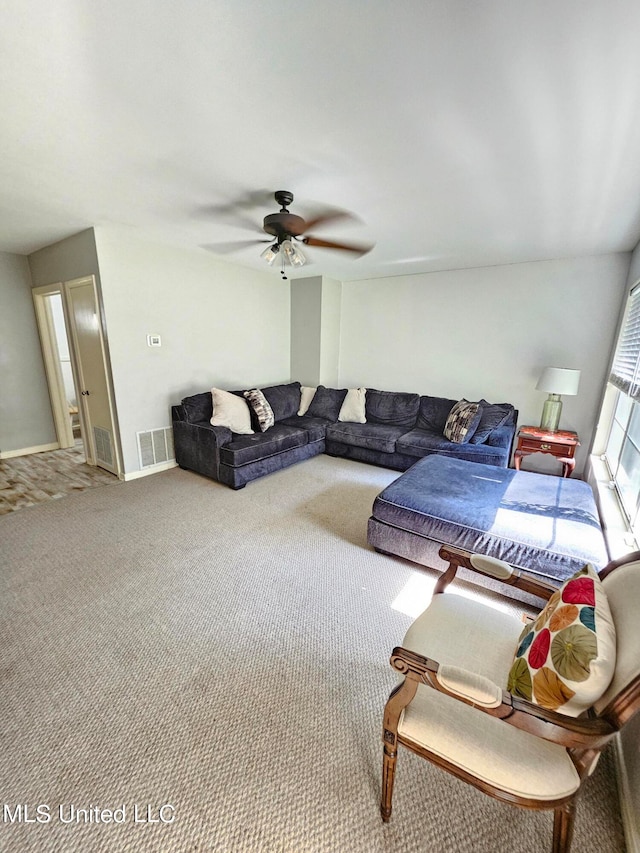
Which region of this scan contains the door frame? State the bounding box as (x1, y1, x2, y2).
(32, 277, 123, 477)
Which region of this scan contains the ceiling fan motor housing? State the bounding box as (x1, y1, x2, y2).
(263, 212, 306, 241)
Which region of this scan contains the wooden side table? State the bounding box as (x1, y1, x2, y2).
(514, 426, 579, 478)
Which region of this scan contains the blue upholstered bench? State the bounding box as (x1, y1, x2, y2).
(368, 455, 608, 588)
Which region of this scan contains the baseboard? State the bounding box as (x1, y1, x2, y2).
(614, 733, 640, 853)
(122, 460, 177, 481)
(0, 442, 59, 459)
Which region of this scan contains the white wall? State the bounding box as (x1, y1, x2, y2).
(338, 253, 630, 474)
(93, 227, 291, 474)
(28, 228, 101, 288)
(0, 251, 56, 454)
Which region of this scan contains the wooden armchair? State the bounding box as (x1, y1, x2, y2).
(381, 545, 640, 852)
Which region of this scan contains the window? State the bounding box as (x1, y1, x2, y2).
(604, 284, 640, 536)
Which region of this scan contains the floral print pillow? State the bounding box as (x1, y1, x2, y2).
(507, 564, 616, 717)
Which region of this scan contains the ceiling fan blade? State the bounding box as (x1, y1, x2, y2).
(204, 189, 274, 216)
(195, 206, 262, 233)
(303, 208, 358, 231)
(303, 236, 374, 256)
(202, 239, 271, 254)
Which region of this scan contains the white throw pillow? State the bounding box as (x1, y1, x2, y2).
(298, 386, 317, 416)
(210, 388, 254, 434)
(338, 388, 367, 423)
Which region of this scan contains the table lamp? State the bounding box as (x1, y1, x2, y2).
(535, 367, 581, 432)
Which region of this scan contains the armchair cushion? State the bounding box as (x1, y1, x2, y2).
(398, 683, 580, 801)
(508, 565, 616, 716)
(399, 593, 579, 800)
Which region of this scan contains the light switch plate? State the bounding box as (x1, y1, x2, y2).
(147, 334, 161, 347)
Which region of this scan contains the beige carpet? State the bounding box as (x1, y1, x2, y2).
(0, 456, 626, 852)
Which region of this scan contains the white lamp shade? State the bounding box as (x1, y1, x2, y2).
(536, 367, 581, 396)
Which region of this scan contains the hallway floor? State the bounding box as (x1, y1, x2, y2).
(0, 443, 119, 515)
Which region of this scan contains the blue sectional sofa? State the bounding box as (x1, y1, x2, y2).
(171, 382, 518, 489)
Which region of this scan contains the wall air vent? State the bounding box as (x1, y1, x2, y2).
(93, 426, 114, 467)
(136, 427, 175, 468)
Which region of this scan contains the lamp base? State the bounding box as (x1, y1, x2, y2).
(540, 394, 562, 432)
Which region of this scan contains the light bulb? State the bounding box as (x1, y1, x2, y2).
(281, 239, 306, 267)
(260, 243, 280, 265)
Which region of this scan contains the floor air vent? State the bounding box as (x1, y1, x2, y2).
(93, 426, 114, 467)
(137, 427, 175, 468)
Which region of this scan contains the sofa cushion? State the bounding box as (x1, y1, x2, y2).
(210, 388, 254, 434)
(443, 400, 482, 443)
(182, 391, 213, 424)
(306, 385, 348, 420)
(326, 422, 407, 453)
(397, 428, 485, 456)
(280, 415, 330, 442)
(338, 388, 367, 423)
(219, 424, 308, 467)
(366, 389, 420, 427)
(507, 564, 616, 717)
(244, 389, 275, 432)
(416, 396, 457, 432)
(470, 400, 515, 444)
(261, 382, 302, 422)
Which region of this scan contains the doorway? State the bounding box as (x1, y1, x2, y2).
(50, 292, 82, 450)
(32, 277, 122, 477)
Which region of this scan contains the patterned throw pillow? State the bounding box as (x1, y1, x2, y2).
(244, 389, 275, 432)
(443, 400, 482, 444)
(507, 565, 616, 717)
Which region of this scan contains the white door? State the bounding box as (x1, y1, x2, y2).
(64, 277, 120, 475)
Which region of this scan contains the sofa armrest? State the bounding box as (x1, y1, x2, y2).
(173, 418, 232, 481)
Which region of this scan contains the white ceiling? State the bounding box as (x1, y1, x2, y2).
(2, 0, 640, 281)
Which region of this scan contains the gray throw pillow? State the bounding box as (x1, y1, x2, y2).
(181, 392, 214, 423)
(365, 389, 420, 427)
(470, 401, 514, 444)
(260, 382, 302, 422)
(306, 385, 348, 420)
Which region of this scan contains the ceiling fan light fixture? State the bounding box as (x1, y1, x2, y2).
(260, 243, 280, 265)
(281, 238, 306, 268)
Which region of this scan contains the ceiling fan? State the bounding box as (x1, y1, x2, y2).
(204, 190, 374, 279)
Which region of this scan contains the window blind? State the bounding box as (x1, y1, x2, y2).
(610, 284, 640, 399)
